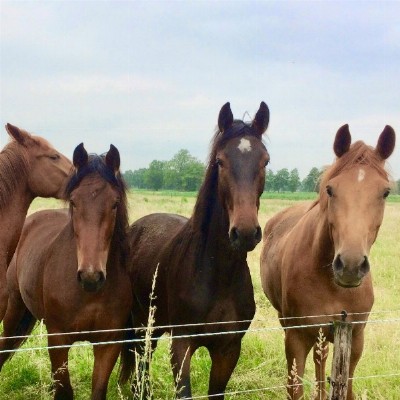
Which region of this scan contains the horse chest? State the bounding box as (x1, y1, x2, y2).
(168, 259, 255, 324)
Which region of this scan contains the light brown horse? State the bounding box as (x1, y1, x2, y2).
(0, 123, 72, 321)
(260, 124, 396, 399)
(125, 102, 270, 399)
(0, 143, 133, 399)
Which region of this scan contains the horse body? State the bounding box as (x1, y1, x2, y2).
(0, 144, 133, 400)
(0, 123, 72, 321)
(260, 125, 395, 400)
(127, 102, 270, 399)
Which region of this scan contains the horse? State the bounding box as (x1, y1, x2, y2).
(125, 102, 270, 399)
(0, 123, 72, 321)
(260, 124, 396, 400)
(0, 143, 133, 400)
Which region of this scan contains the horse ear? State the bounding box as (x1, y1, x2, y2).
(5, 123, 32, 146)
(73, 143, 88, 169)
(376, 125, 395, 160)
(105, 144, 120, 173)
(333, 124, 352, 157)
(218, 102, 234, 133)
(252, 101, 270, 136)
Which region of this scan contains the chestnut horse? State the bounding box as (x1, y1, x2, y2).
(260, 124, 396, 399)
(126, 102, 270, 399)
(0, 123, 72, 321)
(0, 144, 133, 399)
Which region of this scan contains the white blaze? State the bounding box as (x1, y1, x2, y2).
(357, 168, 366, 182)
(238, 138, 252, 153)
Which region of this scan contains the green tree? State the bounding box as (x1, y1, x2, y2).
(301, 167, 321, 192)
(265, 169, 275, 192)
(144, 160, 165, 190)
(122, 170, 134, 188)
(274, 168, 290, 192)
(181, 161, 205, 191)
(123, 168, 147, 188)
(163, 149, 204, 191)
(288, 168, 300, 192)
(393, 179, 400, 194)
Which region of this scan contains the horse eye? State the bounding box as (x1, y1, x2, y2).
(383, 189, 390, 199)
(112, 201, 119, 210)
(70, 200, 76, 208)
(215, 158, 223, 167)
(264, 160, 269, 167)
(49, 154, 60, 161)
(326, 186, 333, 197)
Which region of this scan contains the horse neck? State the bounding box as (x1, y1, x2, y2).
(0, 144, 33, 214)
(108, 231, 126, 269)
(0, 184, 33, 265)
(190, 182, 245, 267)
(309, 203, 335, 267)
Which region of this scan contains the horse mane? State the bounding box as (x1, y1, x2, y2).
(0, 141, 29, 209)
(318, 140, 390, 212)
(65, 154, 129, 249)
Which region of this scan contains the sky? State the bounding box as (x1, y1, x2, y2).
(1, 0, 399, 180)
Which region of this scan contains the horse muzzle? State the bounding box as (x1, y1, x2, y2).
(77, 268, 106, 292)
(332, 253, 370, 288)
(229, 225, 262, 252)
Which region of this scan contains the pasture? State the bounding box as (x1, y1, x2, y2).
(0, 190, 399, 399)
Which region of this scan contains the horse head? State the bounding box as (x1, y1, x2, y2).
(323, 124, 395, 287)
(215, 102, 270, 251)
(68, 143, 126, 292)
(5, 123, 72, 199)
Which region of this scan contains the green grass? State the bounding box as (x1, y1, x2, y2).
(0, 191, 399, 399)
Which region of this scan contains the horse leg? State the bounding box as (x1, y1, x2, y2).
(285, 328, 314, 400)
(208, 339, 242, 399)
(92, 343, 122, 400)
(346, 330, 364, 400)
(170, 337, 195, 399)
(47, 335, 73, 400)
(0, 288, 36, 369)
(313, 340, 329, 400)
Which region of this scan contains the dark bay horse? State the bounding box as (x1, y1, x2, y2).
(260, 124, 396, 399)
(0, 143, 133, 399)
(0, 123, 72, 321)
(126, 102, 270, 399)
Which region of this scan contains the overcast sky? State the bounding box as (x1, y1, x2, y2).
(1, 1, 399, 180)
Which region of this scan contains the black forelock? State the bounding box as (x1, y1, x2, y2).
(216, 120, 258, 148)
(65, 153, 121, 197)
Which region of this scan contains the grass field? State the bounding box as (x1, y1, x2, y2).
(0, 190, 399, 399)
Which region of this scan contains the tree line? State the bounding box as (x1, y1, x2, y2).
(123, 149, 400, 194)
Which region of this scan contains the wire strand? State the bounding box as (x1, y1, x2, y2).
(1, 318, 400, 354)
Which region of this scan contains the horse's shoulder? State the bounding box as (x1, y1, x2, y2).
(263, 201, 312, 245)
(20, 209, 69, 243)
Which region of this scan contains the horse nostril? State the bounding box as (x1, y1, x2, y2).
(255, 226, 262, 243)
(360, 256, 370, 275)
(229, 227, 239, 244)
(77, 271, 83, 283)
(333, 254, 344, 274)
(97, 271, 105, 284)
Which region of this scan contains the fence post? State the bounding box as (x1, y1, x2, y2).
(329, 314, 352, 400)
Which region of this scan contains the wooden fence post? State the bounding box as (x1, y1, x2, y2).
(329, 317, 353, 400)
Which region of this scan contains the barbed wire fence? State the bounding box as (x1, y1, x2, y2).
(1, 309, 400, 398)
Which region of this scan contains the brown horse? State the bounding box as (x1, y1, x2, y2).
(0, 123, 72, 321)
(260, 124, 396, 399)
(126, 102, 270, 399)
(0, 143, 133, 399)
